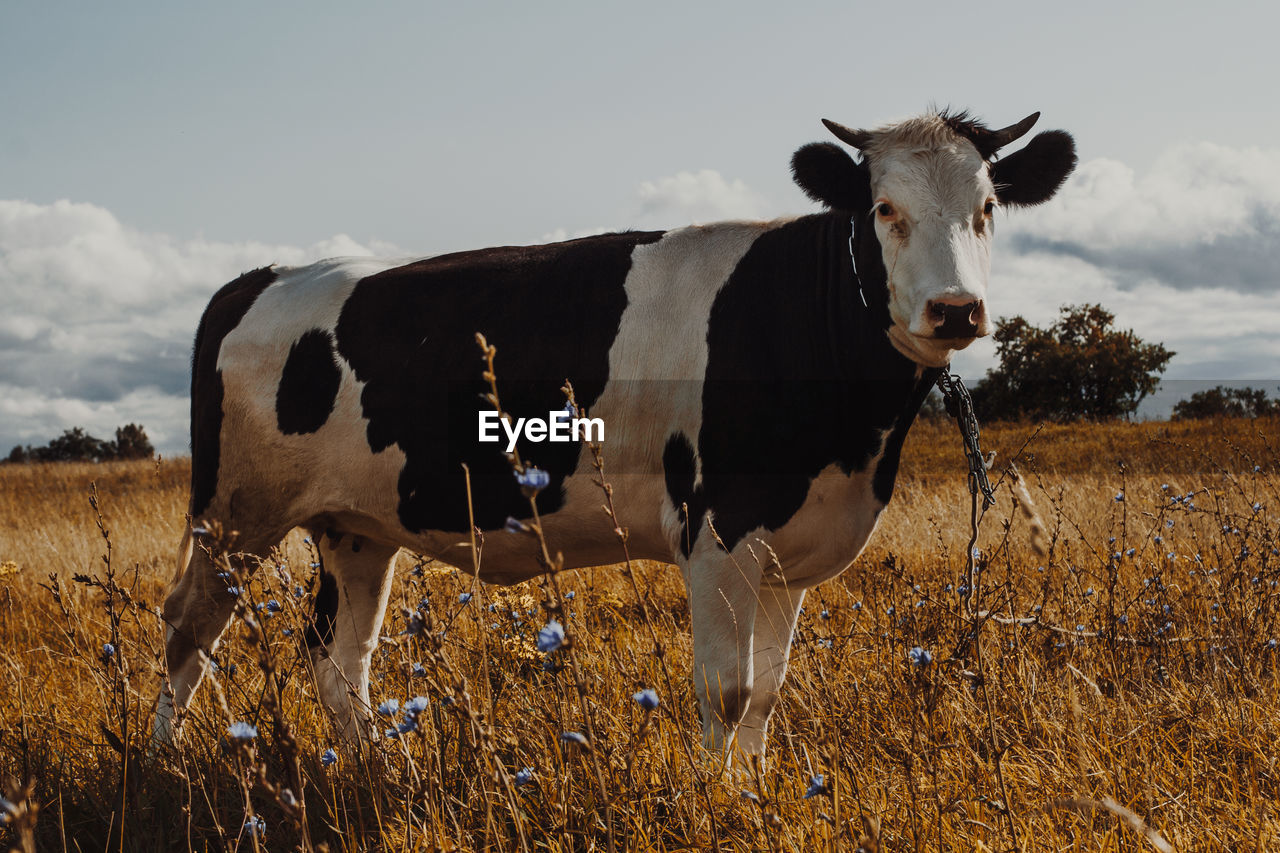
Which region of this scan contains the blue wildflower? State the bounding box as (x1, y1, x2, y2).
(243, 815, 266, 838)
(458, 592, 473, 604)
(503, 516, 527, 534)
(820, 609, 830, 620)
(412, 663, 427, 677)
(514, 767, 535, 787)
(1114, 492, 1124, 502)
(101, 642, 116, 661)
(377, 699, 399, 717)
(515, 467, 551, 492)
(908, 647, 932, 666)
(817, 638, 833, 649)
(226, 586, 242, 596)
(227, 721, 257, 741)
(321, 748, 338, 767)
(804, 774, 828, 799)
(537, 620, 566, 652)
(852, 601, 862, 611)
(405, 696, 429, 716)
(1083, 588, 1094, 597)
(564, 590, 576, 600)
(265, 599, 281, 613)
(1254, 503, 1263, 514)
(633, 688, 660, 711)
(741, 790, 760, 803)
(560, 731, 588, 746)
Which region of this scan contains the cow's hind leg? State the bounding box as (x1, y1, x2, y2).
(154, 527, 277, 745)
(305, 531, 398, 743)
(736, 581, 806, 757)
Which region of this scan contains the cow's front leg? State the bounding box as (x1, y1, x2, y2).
(684, 535, 763, 759)
(305, 533, 399, 743)
(736, 580, 806, 756)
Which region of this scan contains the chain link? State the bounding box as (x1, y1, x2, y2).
(936, 370, 996, 510)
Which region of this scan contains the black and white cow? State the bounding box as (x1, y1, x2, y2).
(155, 110, 1075, 757)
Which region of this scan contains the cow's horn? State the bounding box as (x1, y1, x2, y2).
(984, 112, 1040, 150)
(822, 119, 874, 150)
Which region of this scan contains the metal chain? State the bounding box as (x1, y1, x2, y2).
(936, 370, 996, 511)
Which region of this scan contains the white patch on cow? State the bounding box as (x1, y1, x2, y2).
(863, 119, 997, 367)
(213, 256, 415, 539)
(584, 221, 774, 554)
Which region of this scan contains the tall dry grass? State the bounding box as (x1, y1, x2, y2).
(1, 417, 1278, 851)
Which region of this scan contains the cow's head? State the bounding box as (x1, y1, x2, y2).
(792, 110, 1076, 367)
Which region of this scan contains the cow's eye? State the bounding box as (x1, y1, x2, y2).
(876, 202, 895, 219)
(983, 200, 996, 216)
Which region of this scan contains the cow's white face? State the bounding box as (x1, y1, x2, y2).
(868, 139, 995, 367)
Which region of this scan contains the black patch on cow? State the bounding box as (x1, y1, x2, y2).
(190, 267, 277, 517)
(305, 559, 338, 649)
(991, 130, 1077, 207)
(872, 370, 941, 504)
(668, 214, 937, 554)
(790, 142, 871, 212)
(662, 433, 698, 556)
(335, 231, 664, 534)
(276, 329, 341, 435)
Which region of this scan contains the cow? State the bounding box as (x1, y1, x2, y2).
(154, 109, 1076, 759)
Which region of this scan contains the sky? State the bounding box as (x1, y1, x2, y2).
(2, 1, 1279, 455)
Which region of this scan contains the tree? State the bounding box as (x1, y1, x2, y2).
(33, 427, 115, 462)
(971, 303, 1174, 422)
(1172, 386, 1280, 420)
(1, 424, 157, 464)
(113, 423, 155, 460)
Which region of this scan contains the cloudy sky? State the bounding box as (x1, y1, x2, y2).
(2, 1, 1279, 455)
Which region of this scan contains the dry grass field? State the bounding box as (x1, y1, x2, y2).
(1, 416, 1278, 851)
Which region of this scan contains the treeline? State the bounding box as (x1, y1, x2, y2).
(958, 303, 1277, 423)
(6, 424, 155, 464)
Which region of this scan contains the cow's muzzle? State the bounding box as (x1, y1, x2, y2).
(927, 299, 985, 340)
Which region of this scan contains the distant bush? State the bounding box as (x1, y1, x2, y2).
(5, 423, 155, 464)
(1172, 386, 1280, 420)
(971, 303, 1173, 422)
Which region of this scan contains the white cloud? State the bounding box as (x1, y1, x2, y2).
(635, 169, 768, 227)
(1012, 144, 1280, 248)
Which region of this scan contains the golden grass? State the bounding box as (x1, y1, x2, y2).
(1, 417, 1278, 851)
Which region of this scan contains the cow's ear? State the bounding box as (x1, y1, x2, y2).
(991, 130, 1077, 207)
(791, 142, 870, 211)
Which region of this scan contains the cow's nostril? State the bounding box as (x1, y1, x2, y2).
(930, 300, 981, 339)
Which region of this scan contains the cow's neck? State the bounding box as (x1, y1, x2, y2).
(808, 211, 939, 489)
